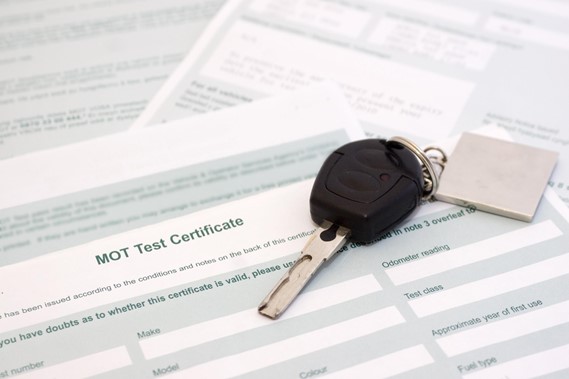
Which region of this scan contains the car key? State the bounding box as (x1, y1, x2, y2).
(258, 138, 438, 319)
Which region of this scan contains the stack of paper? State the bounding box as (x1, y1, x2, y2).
(1, 1, 568, 378)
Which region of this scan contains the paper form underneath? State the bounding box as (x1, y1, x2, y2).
(0, 83, 363, 267)
(132, 0, 569, 207)
(1, 176, 569, 378)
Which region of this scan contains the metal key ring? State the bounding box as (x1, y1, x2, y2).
(387, 136, 446, 200)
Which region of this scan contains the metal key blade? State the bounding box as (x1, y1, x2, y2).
(258, 222, 350, 319)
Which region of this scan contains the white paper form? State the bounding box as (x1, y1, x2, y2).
(0, 84, 363, 266)
(133, 0, 569, 206)
(0, 0, 225, 159)
(1, 174, 568, 378)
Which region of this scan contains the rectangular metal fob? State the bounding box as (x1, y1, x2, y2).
(436, 133, 558, 222)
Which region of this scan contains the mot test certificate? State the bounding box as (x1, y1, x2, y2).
(0, 84, 363, 266)
(1, 177, 569, 377)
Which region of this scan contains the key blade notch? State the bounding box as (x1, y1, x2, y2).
(258, 223, 350, 319)
(258, 255, 313, 319)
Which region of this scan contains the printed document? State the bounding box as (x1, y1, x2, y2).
(0, 84, 363, 266)
(0, 0, 224, 158)
(1, 176, 568, 377)
(133, 0, 569, 205)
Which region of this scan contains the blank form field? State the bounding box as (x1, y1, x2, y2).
(485, 16, 569, 50)
(376, 0, 479, 25)
(16, 346, 131, 378)
(369, 17, 496, 70)
(249, 0, 372, 38)
(463, 344, 569, 379)
(324, 345, 434, 378)
(140, 275, 382, 359)
(409, 254, 569, 317)
(438, 300, 569, 356)
(490, 0, 569, 20)
(386, 220, 561, 285)
(169, 307, 405, 378)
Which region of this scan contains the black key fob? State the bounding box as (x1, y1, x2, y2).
(310, 139, 424, 242)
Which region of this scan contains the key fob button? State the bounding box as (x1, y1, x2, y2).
(355, 149, 387, 169)
(331, 170, 381, 203)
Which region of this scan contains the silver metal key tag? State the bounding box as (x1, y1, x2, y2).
(436, 133, 558, 222)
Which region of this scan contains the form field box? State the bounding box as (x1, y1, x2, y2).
(140, 275, 382, 359)
(375, 0, 479, 25)
(16, 346, 131, 378)
(490, 0, 569, 20)
(463, 344, 569, 379)
(324, 345, 434, 378)
(438, 300, 569, 356)
(250, 0, 372, 38)
(168, 307, 405, 378)
(485, 16, 569, 50)
(386, 221, 561, 285)
(409, 253, 569, 317)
